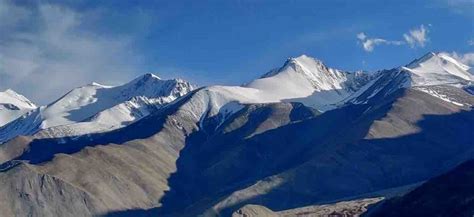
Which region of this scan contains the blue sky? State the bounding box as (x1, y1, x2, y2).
(0, 0, 473, 103)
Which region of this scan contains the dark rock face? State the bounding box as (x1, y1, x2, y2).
(370, 159, 474, 217)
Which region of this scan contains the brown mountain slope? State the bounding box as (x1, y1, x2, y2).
(0, 86, 472, 217)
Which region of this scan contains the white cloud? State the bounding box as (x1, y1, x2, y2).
(362, 38, 386, 52)
(357, 25, 431, 52)
(0, 1, 143, 104)
(403, 25, 429, 48)
(468, 39, 474, 46)
(356, 32, 404, 52)
(439, 0, 474, 17)
(357, 32, 367, 41)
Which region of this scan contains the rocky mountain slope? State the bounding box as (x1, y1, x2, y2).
(233, 197, 383, 217)
(0, 52, 472, 217)
(369, 159, 474, 217)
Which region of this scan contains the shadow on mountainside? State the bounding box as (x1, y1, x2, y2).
(0, 76, 389, 167)
(0, 89, 200, 166)
(368, 158, 474, 217)
(1, 84, 473, 217)
(157, 93, 402, 216)
(105, 88, 474, 217)
(104, 89, 403, 216)
(219, 109, 473, 216)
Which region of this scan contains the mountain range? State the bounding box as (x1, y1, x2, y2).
(0, 52, 472, 217)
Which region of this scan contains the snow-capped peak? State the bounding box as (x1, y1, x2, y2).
(258, 54, 370, 91)
(282, 54, 326, 72)
(176, 55, 376, 132)
(251, 54, 336, 89)
(349, 51, 474, 106)
(261, 55, 327, 79)
(244, 54, 371, 110)
(292, 54, 324, 67)
(0, 73, 194, 142)
(128, 73, 162, 84)
(407, 52, 470, 71)
(120, 73, 194, 101)
(402, 52, 473, 86)
(0, 89, 37, 127)
(0, 89, 36, 110)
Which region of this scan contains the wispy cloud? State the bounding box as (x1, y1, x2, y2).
(356, 32, 404, 52)
(357, 25, 430, 52)
(0, 1, 145, 104)
(438, 0, 474, 17)
(468, 39, 474, 46)
(403, 25, 429, 48)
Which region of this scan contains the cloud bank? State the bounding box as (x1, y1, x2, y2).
(0, 1, 143, 104)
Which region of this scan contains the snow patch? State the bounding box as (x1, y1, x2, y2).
(416, 87, 465, 106)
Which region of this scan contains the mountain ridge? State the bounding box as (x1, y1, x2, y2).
(0, 51, 472, 217)
(0, 73, 194, 143)
(1, 52, 472, 144)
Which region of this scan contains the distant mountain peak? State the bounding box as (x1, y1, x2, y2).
(238, 54, 374, 112)
(0, 89, 36, 109)
(3, 88, 19, 95)
(0, 73, 195, 143)
(122, 73, 194, 100)
(262, 54, 336, 81)
(348, 51, 474, 106)
(401, 52, 473, 87)
(286, 54, 325, 69)
(127, 73, 162, 86)
(292, 54, 323, 63)
(0, 89, 37, 127)
(138, 72, 162, 80)
(87, 74, 163, 89)
(406, 52, 470, 71)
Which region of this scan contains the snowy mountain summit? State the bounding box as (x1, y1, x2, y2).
(257, 55, 369, 91)
(0, 89, 36, 127)
(402, 52, 473, 87)
(0, 73, 194, 142)
(0, 52, 471, 144)
(246, 54, 372, 109)
(347, 52, 473, 105)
